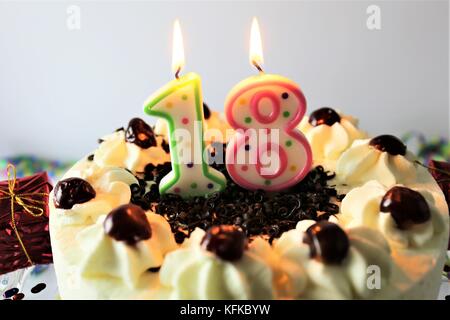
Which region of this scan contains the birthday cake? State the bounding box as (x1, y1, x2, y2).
(48, 100, 449, 299)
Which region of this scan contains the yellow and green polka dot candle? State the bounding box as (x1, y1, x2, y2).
(143, 20, 226, 198)
(144, 73, 226, 197)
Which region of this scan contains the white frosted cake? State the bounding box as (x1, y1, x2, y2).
(50, 106, 449, 299)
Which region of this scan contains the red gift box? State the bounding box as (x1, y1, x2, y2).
(0, 164, 53, 275)
(429, 160, 450, 204)
(428, 160, 450, 249)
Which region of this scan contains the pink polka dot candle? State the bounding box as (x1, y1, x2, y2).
(144, 20, 226, 198)
(225, 18, 313, 191)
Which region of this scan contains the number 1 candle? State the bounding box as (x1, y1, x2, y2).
(144, 20, 226, 197)
(225, 18, 313, 191)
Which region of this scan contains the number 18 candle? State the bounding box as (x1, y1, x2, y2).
(225, 18, 313, 191)
(144, 20, 226, 197)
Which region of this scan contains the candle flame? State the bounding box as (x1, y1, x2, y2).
(172, 19, 185, 78)
(249, 17, 264, 72)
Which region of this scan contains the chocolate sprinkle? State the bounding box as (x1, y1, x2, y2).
(141, 162, 172, 186)
(12, 293, 25, 300)
(444, 264, 450, 273)
(104, 204, 152, 245)
(3, 288, 19, 299)
(87, 154, 94, 161)
(148, 266, 161, 273)
(203, 103, 211, 120)
(54, 177, 96, 209)
(130, 145, 342, 242)
(309, 107, 341, 127)
(98, 139, 104, 144)
(303, 221, 349, 264)
(380, 186, 431, 229)
(30, 283, 46, 294)
(369, 134, 407, 156)
(201, 225, 247, 261)
(125, 118, 157, 149)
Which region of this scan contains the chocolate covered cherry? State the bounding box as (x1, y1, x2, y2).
(369, 135, 407, 156)
(380, 186, 431, 230)
(308, 107, 341, 127)
(201, 225, 248, 261)
(103, 204, 151, 245)
(125, 118, 157, 149)
(54, 177, 96, 209)
(303, 221, 350, 264)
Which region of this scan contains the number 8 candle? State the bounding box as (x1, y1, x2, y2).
(144, 20, 226, 197)
(225, 18, 312, 191)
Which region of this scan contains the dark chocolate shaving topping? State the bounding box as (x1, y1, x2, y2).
(203, 103, 211, 120)
(161, 139, 170, 154)
(125, 118, 157, 149)
(309, 107, 341, 127)
(201, 225, 247, 261)
(148, 266, 161, 273)
(143, 162, 172, 185)
(303, 221, 350, 264)
(380, 186, 431, 229)
(53, 177, 96, 209)
(130, 143, 343, 243)
(103, 203, 152, 245)
(369, 134, 407, 156)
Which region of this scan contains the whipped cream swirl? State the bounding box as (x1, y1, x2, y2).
(299, 110, 366, 163)
(339, 180, 446, 249)
(77, 212, 177, 289)
(94, 130, 170, 172)
(52, 165, 137, 226)
(274, 220, 392, 299)
(336, 139, 417, 187)
(159, 228, 274, 299)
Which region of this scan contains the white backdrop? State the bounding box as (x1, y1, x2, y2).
(0, 0, 448, 160)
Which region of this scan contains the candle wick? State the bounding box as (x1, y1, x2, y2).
(252, 61, 264, 74)
(175, 67, 181, 80)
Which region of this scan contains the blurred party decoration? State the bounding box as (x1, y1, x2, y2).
(30, 264, 51, 276)
(403, 132, 450, 164)
(0, 155, 74, 182)
(403, 133, 450, 250)
(426, 160, 450, 250)
(0, 164, 53, 275)
(0, 267, 26, 299)
(428, 160, 450, 204)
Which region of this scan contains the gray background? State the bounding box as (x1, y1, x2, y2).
(0, 0, 448, 160)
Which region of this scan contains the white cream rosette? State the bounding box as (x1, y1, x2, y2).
(274, 220, 392, 299)
(299, 109, 366, 164)
(159, 228, 275, 299)
(77, 211, 177, 289)
(339, 180, 446, 249)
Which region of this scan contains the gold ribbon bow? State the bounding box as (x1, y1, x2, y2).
(0, 164, 49, 266)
